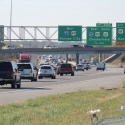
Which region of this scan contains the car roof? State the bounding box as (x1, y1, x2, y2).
(17, 62, 33, 65)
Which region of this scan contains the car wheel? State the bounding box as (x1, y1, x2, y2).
(31, 77, 34, 81)
(71, 72, 74, 76)
(34, 75, 37, 81)
(11, 80, 16, 89)
(34, 78, 37, 81)
(54, 75, 56, 79)
(17, 79, 21, 88)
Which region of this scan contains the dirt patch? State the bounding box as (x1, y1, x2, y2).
(96, 93, 122, 103)
(111, 54, 125, 66)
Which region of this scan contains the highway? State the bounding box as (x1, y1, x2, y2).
(0, 65, 124, 104)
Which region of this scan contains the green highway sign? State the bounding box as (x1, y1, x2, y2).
(96, 23, 112, 27)
(116, 23, 125, 44)
(58, 26, 82, 41)
(87, 27, 112, 46)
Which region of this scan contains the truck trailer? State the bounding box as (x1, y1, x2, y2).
(19, 54, 31, 63)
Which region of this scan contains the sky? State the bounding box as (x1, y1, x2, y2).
(0, 0, 125, 27)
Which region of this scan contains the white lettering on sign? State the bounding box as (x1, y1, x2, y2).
(67, 27, 73, 30)
(91, 28, 97, 30)
(101, 28, 110, 30)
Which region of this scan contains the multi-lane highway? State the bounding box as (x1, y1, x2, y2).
(0, 65, 124, 104)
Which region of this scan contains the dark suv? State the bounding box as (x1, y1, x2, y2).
(0, 61, 21, 88)
(59, 63, 74, 76)
(70, 45, 83, 48)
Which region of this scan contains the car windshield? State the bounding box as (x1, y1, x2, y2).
(41, 66, 51, 69)
(17, 64, 31, 69)
(61, 64, 71, 68)
(0, 62, 13, 71)
(77, 65, 82, 67)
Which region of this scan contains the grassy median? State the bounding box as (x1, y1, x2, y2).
(0, 88, 125, 125)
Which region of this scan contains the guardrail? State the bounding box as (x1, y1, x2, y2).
(95, 116, 125, 125)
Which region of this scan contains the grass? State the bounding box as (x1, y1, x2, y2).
(0, 88, 125, 125)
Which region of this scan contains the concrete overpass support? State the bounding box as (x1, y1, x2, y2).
(99, 54, 103, 62)
(76, 53, 79, 65)
(65, 54, 68, 63)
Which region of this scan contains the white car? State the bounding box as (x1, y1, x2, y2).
(44, 45, 51, 49)
(87, 63, 91, 69)
(38, 65, 56, 79)
(96, 62, 105, 71)
(17, 63, 37, 81)
(76, 64, 84, 71)
(2, 45, 16, 49)
(82, 63, 89, 70)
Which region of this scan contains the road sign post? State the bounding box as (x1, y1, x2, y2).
(0, 25, 4, 42)
(87, 27, 112, 46)
(116, 23, 125, 45)
(58, 26, 82, 41)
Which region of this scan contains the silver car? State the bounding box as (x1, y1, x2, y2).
(17, 63, 37, 81)
(76, 64, 84, 71)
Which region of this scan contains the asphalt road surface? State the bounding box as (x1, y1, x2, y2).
(0, 65, 124, 104)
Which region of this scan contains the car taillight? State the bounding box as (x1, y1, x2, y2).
(30, 69, 32, 73)
(10, 72, 15, 76)
(60, 68, 62, 71)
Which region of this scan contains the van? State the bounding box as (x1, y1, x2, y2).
(0, 61, 21, 88)
(96, 62, 105, 71)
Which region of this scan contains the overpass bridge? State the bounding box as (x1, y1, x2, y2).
(0, 47, 124, 54)
(0, 47, 124, 64)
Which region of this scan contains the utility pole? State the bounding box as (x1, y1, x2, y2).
(10, 0, 12, 45)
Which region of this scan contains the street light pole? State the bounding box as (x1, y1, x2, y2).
(10, 0, 12, 45)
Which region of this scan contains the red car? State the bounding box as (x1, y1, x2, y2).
(59, 63, 74, 76)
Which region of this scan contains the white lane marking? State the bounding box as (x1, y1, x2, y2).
(40, 75, 124, 88)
